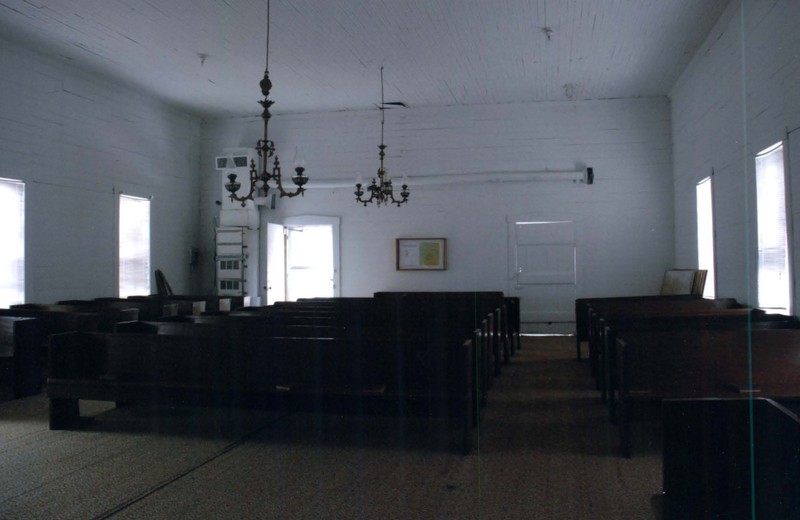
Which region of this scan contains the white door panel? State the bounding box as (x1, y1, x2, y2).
(509, 219, 577, 332)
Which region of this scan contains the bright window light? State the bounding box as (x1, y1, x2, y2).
(755, 142, 791, 313)
(696, 176, 716, 299)
(119, 194, 151, 298)
(0, 178, 25, 307)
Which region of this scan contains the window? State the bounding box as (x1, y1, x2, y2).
(696, 176, 716, 299)
(0, 178, 25, 307)
(118, 194, 151, 298)
(755, 142, 791, 313)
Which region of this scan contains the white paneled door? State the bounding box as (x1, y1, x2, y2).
(508, 219, 576, 333)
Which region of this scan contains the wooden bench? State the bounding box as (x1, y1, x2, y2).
(586, 297, 741, 380)
(312, 293, 504, 429)
(574, 295, 698, 360)
(9, 303, 138, 333)
(615, 328, 800, 457)
(374, 291, 507, 404)
(599, 309, 796, 406)
(47, 331, 477, 453)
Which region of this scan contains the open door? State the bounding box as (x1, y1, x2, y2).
(265, 222, 286, 305)
(266, 216, 340, 303)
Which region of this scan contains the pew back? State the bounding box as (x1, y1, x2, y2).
(615, 328, 800, 457)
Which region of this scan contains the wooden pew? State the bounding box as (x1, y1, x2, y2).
(228, 306, 338, 327)
(574, 295, 698, 360)
(46, 331, 476, 453)
(123, 296, 195, 319)
(0, 306, 86, 356)
(615, 328, 800, 457)
(2, 303, 137, 371)
(0, 316, 44, 400)
(115, 317, 348, 341)
(9, 303, 105, 332)
(586, 297, 741, 380)
(599, 309, 796, 406)
(660, 398, 800, 520)
(50, 301, 141, 332)
(124, 300, 488, 431)
(47, 291, 505, 452)
(47, 331, 232, 428)
(374, 291, 506, 370)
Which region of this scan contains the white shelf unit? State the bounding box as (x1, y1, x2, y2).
(215, 227, 249, 297)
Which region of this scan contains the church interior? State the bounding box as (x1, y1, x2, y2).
(1, 1, 799, 518)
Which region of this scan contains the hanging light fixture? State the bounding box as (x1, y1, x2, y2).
(354, 67, 410, 207)
(225, 0, 308, 206)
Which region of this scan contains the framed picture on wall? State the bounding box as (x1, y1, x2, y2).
(396, 238, 447, 270)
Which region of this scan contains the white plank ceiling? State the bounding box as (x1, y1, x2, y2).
(0, 0, 731, 118)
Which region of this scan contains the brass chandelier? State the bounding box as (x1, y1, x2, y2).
(225, 0, 308, 206)
(354, 67, 410, 207)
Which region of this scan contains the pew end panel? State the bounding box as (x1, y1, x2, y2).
(661, 398, 800, 520)
(0, 316, 45, 400)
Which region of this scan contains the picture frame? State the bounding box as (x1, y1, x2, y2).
(396, 238, 447, 270)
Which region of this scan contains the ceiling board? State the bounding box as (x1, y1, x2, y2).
(0, 0, 731, 118)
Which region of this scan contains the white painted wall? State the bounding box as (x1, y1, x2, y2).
(670, 0, 800, 309)
(0, 37, 203, 302)
(201, 97, 676, 328)
(0, 28, 680, 324)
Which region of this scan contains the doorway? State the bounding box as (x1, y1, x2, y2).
(265, 216, 340, 304)
(508, 219, 576, 333)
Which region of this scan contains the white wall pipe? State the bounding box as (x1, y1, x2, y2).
(304, 168, 591, 189)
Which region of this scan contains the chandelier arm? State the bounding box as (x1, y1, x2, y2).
(226, 170, 258, 207)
